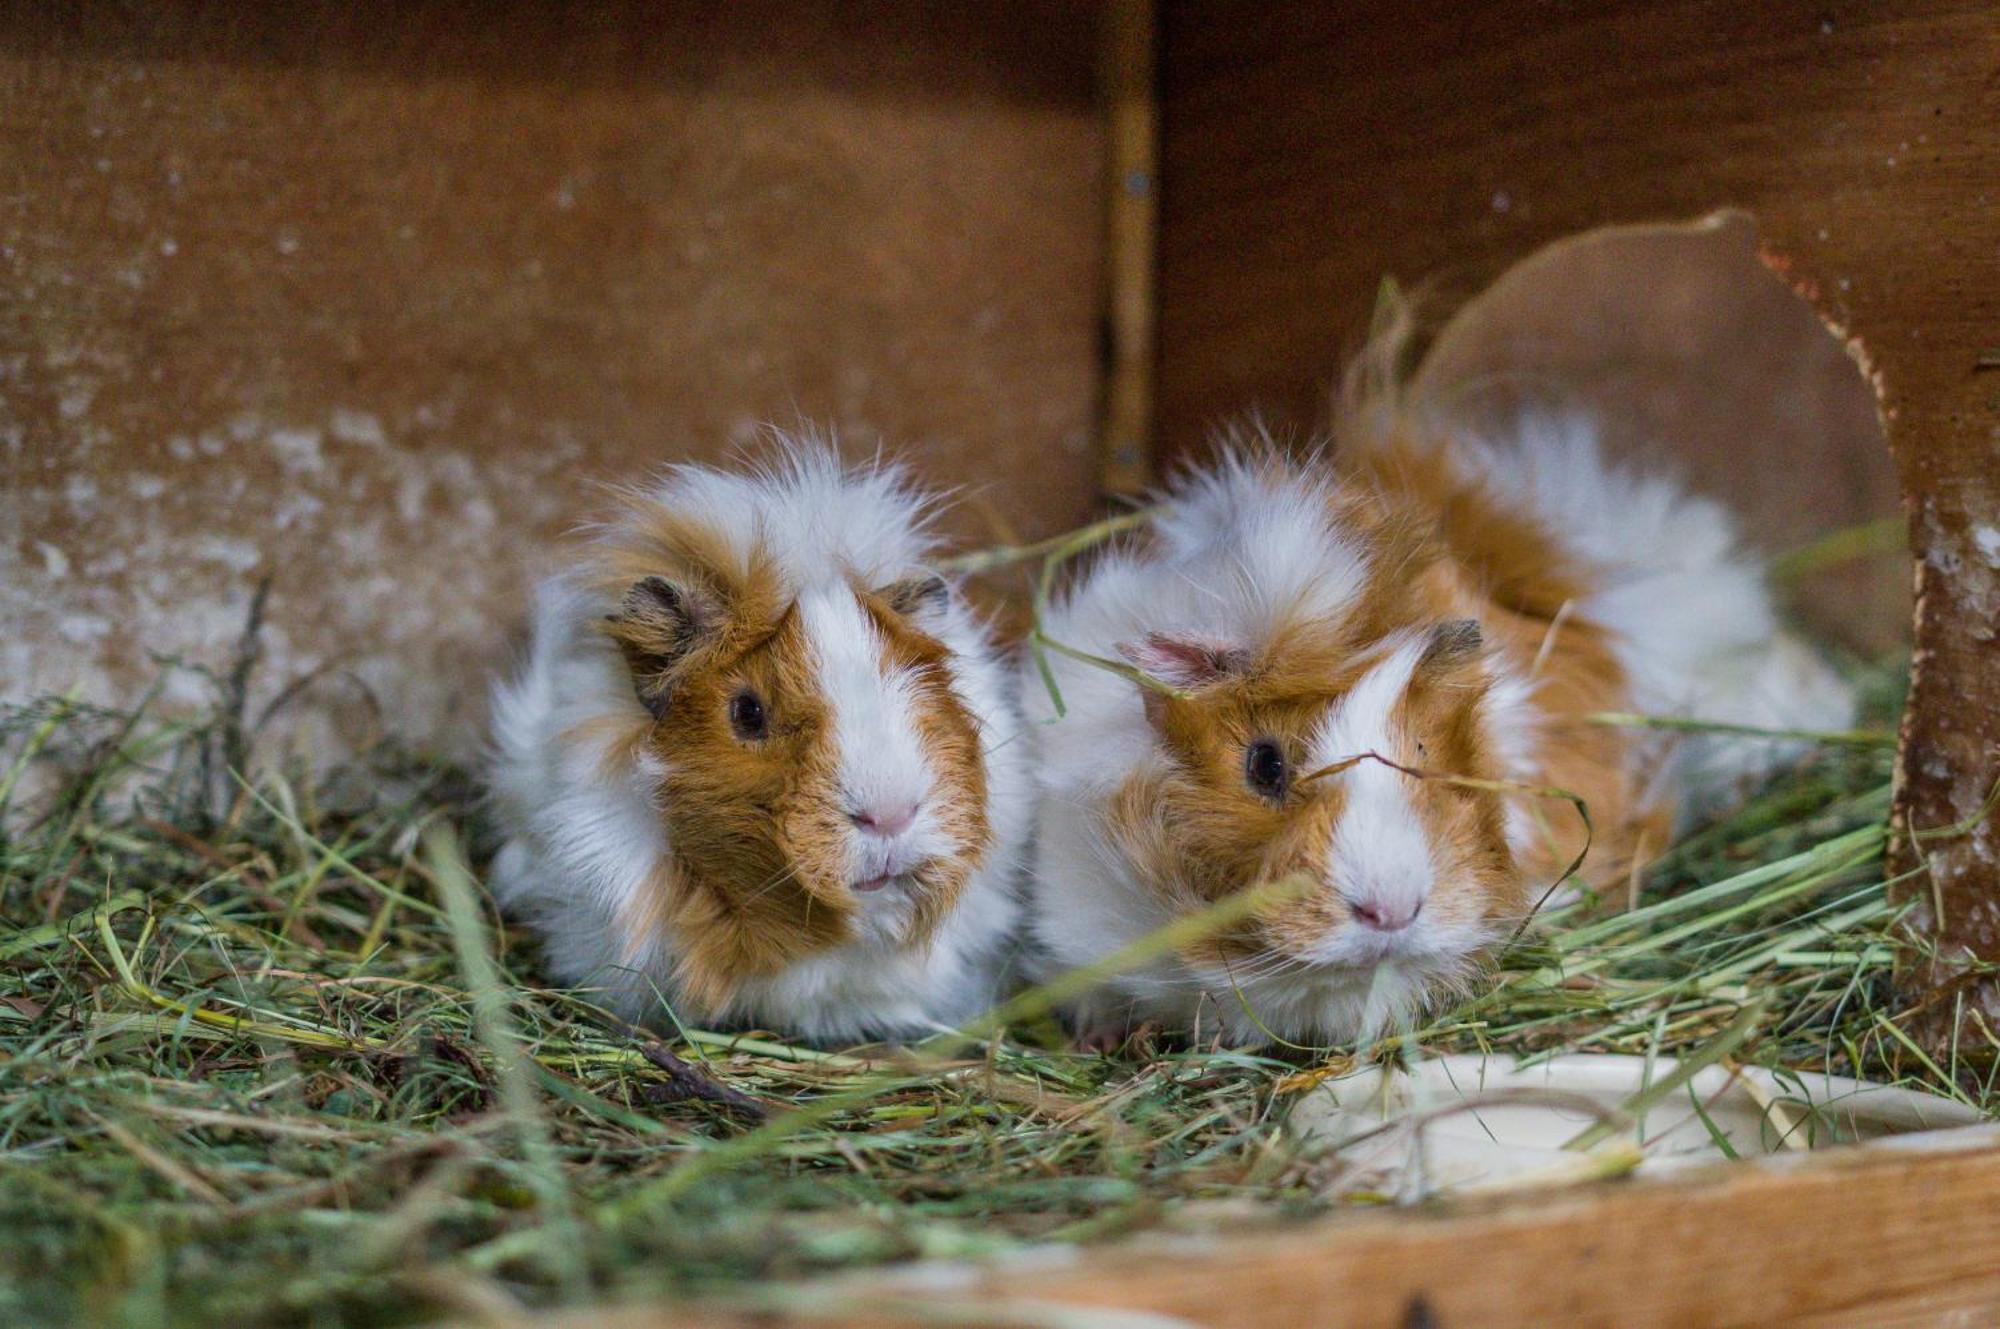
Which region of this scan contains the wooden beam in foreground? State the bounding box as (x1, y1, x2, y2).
(514, 1125, 2000, 1329)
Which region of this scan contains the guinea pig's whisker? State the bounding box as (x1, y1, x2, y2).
(1199, 948, 1311, 987)
(1234, 958, 1312, 985)
(1177, 565, 1231, 608)
(1175, 964, 1294, 992)
(737, 860, 804, 907)
(983, 730, 1029, 758)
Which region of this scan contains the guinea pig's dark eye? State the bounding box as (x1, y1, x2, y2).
(728, 690, 768, 741)
(1245, 739, 1288, 800)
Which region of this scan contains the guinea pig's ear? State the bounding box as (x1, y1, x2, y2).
(1418, 618, 1484, 674)
(874, 571, 951, 627)
(1116, 631, 1248, 692)
(606, 576, 719, 720)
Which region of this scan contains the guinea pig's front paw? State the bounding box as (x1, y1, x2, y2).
(1075, 1023, 1126, 1056)
(1072, 1013, 1162, 1058)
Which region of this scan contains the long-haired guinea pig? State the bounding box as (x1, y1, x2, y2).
(1027, 416, 1852, 1048)
(487, 440, 1032, 1044)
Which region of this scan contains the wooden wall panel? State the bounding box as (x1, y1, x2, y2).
(1153, 1, 2000, 1025)
(1, 2, 1105, 756)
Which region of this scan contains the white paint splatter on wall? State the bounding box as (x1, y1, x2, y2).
(2, 400, 583, 767)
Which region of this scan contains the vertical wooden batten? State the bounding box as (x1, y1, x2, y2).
(1095, 0, 1159, 498)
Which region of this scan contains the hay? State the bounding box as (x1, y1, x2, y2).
(0, 628, 1989, 1325)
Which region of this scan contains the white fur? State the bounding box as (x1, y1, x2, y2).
(1311, 637, 1437, 929)
(1031, 454, 1377, 813)
(1447, 415, 1856, 815)
(488, 443, 1032, 1043)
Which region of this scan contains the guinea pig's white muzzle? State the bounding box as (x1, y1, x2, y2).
(845, 794, 948, 896)
(1321, 763, 1437, 952)
(800, 582, 955, 898)
(844, 800, 948, 946)
(1325, 869, 1435, 958)
(1344, 892, 1423, 933)
(850, 800, 920, 841)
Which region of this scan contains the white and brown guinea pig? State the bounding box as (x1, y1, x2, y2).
(488, 440, 1031, 1043)
(1027, 412, 1852, 1048)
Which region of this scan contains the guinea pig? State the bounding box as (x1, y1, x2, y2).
(487, 439, 1032, 1044)
(1026, 416, 1852, 1048)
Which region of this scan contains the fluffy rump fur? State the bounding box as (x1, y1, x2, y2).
(1027, 412, 1852, 1048)
(1428, 415, 1856, 812)
(489, 440, 1032, 1044)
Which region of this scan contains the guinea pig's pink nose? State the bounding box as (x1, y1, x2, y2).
(850, 801, 920, 839)
(1348, 896, 1422, 932)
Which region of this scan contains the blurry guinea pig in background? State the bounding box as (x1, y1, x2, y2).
(1025, 386, 1853, 1050)
(487, 440, 1033, 1044)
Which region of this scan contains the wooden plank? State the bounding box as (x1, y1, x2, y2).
(1, 1, 1106, 756)
(1152, 0, 2000, 1034)
(1096, 0, 1160, 498)
(527, 1127, 2000, 1328)
(1789, 1274, 2000, 1329)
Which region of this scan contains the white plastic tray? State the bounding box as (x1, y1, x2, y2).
(1290, 1053, 1987, 1196)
